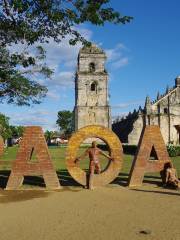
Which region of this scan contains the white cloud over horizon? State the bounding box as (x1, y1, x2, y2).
(8, 109, 58, 130)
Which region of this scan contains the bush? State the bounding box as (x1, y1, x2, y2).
(167, 145, 180, 157)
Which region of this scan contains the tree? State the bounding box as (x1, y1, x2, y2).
(0, 46, 52, 105)
(56, 110, 73, 137)
(0, 0, 133, 106)
(44, 130, 57, 145)
(10, 125, 24, 138)
(0, 113, 12, 140)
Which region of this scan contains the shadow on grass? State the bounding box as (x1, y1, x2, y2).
(0, 170, 165, 189)
(0, 170, 47, 188)
(0, 170, 83, 189)
(111, 172, 163, 187)
(57, 170, 82, 187)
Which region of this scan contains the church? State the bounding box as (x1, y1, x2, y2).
(74, 44, 180, 146)
(74, 44, 111, 130)
(112, 77, 180, 145)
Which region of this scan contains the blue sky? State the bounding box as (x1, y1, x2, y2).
(1, 0, 180, 130)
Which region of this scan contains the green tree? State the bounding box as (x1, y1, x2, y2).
(0, 46, 52, 106)
(56, 110, 73, 137)
(44, 130, 57, 145)
(0, 113, 12, 140)
(0, 0, 132, 106)
(10, 125, 24, 138)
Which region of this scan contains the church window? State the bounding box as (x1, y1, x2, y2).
(164, 108, 168, 114)
(89, 62, 95, 72)
(90, 82, 97, 92)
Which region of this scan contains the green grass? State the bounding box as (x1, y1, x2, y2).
(0, 146, 180, 177)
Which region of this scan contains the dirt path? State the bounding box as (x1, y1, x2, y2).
(0, 184, 179, 240)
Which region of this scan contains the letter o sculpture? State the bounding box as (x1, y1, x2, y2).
(66, 125, 123, 187)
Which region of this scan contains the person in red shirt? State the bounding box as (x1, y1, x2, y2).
(75, 141, 113, 189)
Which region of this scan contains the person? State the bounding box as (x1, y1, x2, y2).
(164, 162, 180, 189)
(75, 141, 114, 190)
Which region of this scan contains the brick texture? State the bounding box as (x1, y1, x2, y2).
(128, 125, 171, 187)
(66, 125, 123, 187)
(0, 136, 4, 156)
(6, 126, 61, 190)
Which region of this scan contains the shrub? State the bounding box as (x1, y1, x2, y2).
(167, 144, 180, 157)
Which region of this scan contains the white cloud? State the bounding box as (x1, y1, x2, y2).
(47, 71, 74, 88)
(8, 110, 58, 130)
(9, 25, 93, 89)
(46, 90, 60, 100)
(106, 47, 122, 62)
(111, 57, 129, 69)
(39, 25, 92, 70)
(105, 43, 130, 70)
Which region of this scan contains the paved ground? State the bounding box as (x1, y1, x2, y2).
(0, 184, 179, 240)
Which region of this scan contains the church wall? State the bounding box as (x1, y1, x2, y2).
(76, 74, 108, 107)
(128, 115, 144, 145)
(114, 81, 180, 146)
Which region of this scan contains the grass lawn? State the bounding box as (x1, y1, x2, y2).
(0, 145, 179, 188)
(0, 145, 180, 175)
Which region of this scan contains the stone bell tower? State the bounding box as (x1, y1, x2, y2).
(74, 44, 111, 131)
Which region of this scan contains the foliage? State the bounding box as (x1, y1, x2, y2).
(9, 125, 24, 138)
(167, 144, 180, 157)
(0, 0, 133, 46)
(56, 110, 73, 137)
(0, 0, 132, 106)
(0, 45, 51, 105)
(44, 130, 57, 145)
(0, 112, 25, 140)
(0, 113, 12, 140)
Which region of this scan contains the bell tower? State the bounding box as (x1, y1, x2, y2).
(74, 44, 111, 130)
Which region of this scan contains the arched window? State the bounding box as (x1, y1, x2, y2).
(91, 82, 97, 92)
(89, 62, 95, 72)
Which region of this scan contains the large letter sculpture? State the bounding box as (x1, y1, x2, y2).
(0, 136, 4, 156)
(128, 125, 171, 187)
(66, 125, 123, 187)
(6, 126, 61, 190)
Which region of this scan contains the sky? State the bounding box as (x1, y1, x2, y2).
(1, 0, 180, 130)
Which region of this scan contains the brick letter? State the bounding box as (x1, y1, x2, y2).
(6, 126, 61, 190)
(0, 136, 4, 156)
(128, 125, 171, 187)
